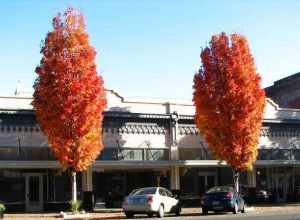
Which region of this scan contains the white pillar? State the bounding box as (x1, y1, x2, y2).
(170, 166, 180, 190)
(247, 168, 256, 188)
(169, 112, 180, 193)
(170, 147, 179, 160)
(170, 112, 179, 160)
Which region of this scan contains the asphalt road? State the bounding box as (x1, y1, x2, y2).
(125, 211, 300, 220)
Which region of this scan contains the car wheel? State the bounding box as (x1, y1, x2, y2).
(125, 212, 134, 218)
(175, 205, 181, 216)
(148, 213, 153, 217)
(202, 207, 208, 215)
(232, 202, 238, 214)
(157, 205, 164, 218)
(241, 204, 246, 213)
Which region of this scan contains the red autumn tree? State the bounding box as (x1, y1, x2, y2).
(32, 8, 107, 205)
(193, 32, 265, 193)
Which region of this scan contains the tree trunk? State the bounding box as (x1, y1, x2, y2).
(72, 171, 77, 203)
(233, 171, 239, 194)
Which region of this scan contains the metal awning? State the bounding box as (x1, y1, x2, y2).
(0, 161, 61, 169)
(0, 160, 299, 170)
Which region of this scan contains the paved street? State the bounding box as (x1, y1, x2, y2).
(123, 212, 300, 220)
(3, 207, 300, 220)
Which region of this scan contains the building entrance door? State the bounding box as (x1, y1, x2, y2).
(25, 174, 43, 212)
(198, 172, 217, 196)
(275, 173, 289, 202)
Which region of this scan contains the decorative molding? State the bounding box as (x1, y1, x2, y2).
(260, 127, 300, 137)
(104, 111, 170, 119)
(178, 125, 198, 135)
(178, 125, 300, 138)
(103, 123, 168, 135)
(0, 125, 40, 133)
(2, 123, 300, 138)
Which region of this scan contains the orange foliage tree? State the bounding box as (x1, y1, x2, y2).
(32, 8, 107, 204)
(193, 32, 265, 192)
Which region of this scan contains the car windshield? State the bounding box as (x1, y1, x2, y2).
(207, 186, 233, 193)
(131, 188, 157, 195)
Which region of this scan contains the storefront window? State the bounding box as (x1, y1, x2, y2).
(292, 149, 300, 160)
(258, 149, 293, 160)
(272, 149, 291, 160)
(258, 149, 271, 160)
(294, 168, 300, 196)
(119, 149, 143, 160)
(0, 147, 55, 161)
(256, 168, 268, 189)
(180, 168, 217, 198)
(0, 170, 25, 203)
(98, 148, 118, 160)
(180, 168, 198, 197)
(0, 147, 19, 160)
(93, 171, 167, 208)
(146, 149, 168, 160)
(98, 148, 168, 161)
(179, 148, 213, 160)
(47, 171, 81, 202)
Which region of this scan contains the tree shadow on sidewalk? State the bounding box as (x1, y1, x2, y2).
(87, 213, 204, 220)
(88, 217, 125, 220)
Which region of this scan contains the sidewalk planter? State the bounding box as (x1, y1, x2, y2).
(0, 203, 5, 219)
(59, 200, 89, 219)
(60, 211, 90, 219)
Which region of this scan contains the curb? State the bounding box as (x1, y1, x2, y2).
(93, 208, 122, 213)
(245, 207, 255, 212)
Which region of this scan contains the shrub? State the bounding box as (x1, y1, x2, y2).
(69, 200, 81, 213)
(0, 203, 5, 212)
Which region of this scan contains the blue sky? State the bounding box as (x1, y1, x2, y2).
(1, 0, 300, 99)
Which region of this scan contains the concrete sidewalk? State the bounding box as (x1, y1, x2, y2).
(3, 203, 300, 219)
(254, 202, 300, 213)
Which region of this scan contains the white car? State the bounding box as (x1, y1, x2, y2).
(122, 187, 181, 218)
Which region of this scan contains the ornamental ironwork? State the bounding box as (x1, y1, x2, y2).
(102, 123, 167, 135)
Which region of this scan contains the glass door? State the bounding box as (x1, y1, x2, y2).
(25, 174, 43, 212)
(275, 173, 288, 202)
(198, 173, 217, 196)
(206, 175, 216, 190)
(198, 176, 206, 196)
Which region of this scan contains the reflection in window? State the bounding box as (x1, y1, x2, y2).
(146, 149, 168, 160)
(179, 148, 212, 160)
(258, 149, 293, 160)
(272, 149, 291, 160)
(121, 149, 143, 160)
(292, 149, 300, 160)
(98, 148, 168, 161)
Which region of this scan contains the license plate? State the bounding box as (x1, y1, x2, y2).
(212, 201, 220, 205)
(214, 206, 223, 210)
(133, 198, 146, 204)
